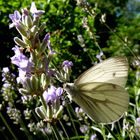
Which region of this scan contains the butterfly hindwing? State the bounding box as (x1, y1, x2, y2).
(72, 83, 129, 123)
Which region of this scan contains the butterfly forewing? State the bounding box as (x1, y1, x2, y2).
(75, 57, 128, 87)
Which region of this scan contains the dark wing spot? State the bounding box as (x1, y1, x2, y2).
(113, 72, 116, 77)
(112, 84, 117, 89)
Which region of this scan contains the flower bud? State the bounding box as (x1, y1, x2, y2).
(47, 104, 53, 120)
(30, 75, 39, 92)
(23, 78, 33, 93)
(19, 88, 30, 95)
(31, 33, 40, 49)
(30, 25, 38, 36)
(39, 33, 50, 53)
(41, 73, 49, 90)
(25, 15, 33, 28)
(14, 37, 27, 48)
(22, 37, 31, 46)
(35, 106, 46, 119)
(55, 105, 63, 119)
(15, 22, 27, 37)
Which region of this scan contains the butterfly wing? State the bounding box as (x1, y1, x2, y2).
(75, 57, 128, 88)
(73, 82, 129, 123)
(65, 57, 129, 123)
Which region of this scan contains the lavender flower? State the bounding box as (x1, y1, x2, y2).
(11, 46, 33, 84)
(30, 2, 45, 18)
(42, 33, 55, 54)
(17, 68, 27, 84)
(75, 107, 86, 120)
(21, 8, 29, 16)
(2, 67, 10, 81)
(9, 10, 27, 36)
(80, 125, 88, 133)
(136, 117, 140, 125)
(9, 10, 21, 28)
(43, 86, 63, 104)
(2, 67, 9, 73)
(43, 33, 50, 43)
(21, 95, 32, 104)
(7, 107, 21, 124)
(2, 67, 16, 84)
(11, 46, 33, 71)
(136, 117, 140, 135)
(43, 33, 51, 51)
(62, 60, 73, 68)
(90, 134, 97, 140)
(96, 51, 104, 62)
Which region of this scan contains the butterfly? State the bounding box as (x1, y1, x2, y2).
(64, 57, 129, 123)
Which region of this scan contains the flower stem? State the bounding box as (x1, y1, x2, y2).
(59, 120, 70, 140)
(0, 112, 18, 140)
(19, 118, 33, 140)
(51, 125, 63, 140)
(105, 125, 118, 140)
(66, 104, 79, 138)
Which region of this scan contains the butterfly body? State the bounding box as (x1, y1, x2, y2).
(64, 57, 129, 123)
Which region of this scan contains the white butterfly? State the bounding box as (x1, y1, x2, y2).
(64, 57, 129, 123)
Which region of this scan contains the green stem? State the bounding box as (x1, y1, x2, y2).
(0, 112, 18, 140)
(100, 125, 106, 140)
(51, 125, 63, 140)
(105, 125, 118, 140)
(103, 23, 139, 60)
(32, 109, 40, 122)
(19, 119, 33, 140)
(66, 104, 79, 138)
(83, 3, 102, 52)
(59, 120, 70, 140)
(117, 121, 122, 135)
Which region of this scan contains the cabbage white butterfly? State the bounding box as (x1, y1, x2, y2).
(64, 57, 129, 123)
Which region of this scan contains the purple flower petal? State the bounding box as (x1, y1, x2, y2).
(136, 117, 140, 126)
(43, 86, 57, 103)
(11, 46, 33, 79)
(30, 2, 45, 17)
(9, 11, 21, 28)
(96, 51, 104, 62)
(21, 8, 29, 16)
(43, 33, 55, 55)
(17, 68, 27, 84)
(2, 67, 9, 73)
(80, 125, 88, 133)
(62, 60, 73, 68)
(56, 87, 63, 96)
(43, 33, 50, 43)
(43, 86, 63, 104)
(90, 134, 97, 140)
(9, 10, 21, 22)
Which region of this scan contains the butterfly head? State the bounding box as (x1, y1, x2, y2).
(63, 83, 76, 97)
